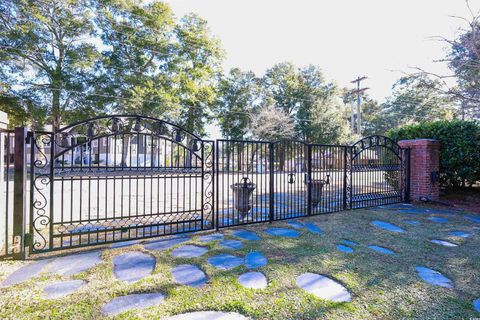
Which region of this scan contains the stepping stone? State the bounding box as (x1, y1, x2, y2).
(113, 252, 155, 283)
(208, 254, 243, 270)
(43, 280, 85, 299)
(219, 240, 244, 250)
(238, 271, 267, 289)
(111, 240, 140, 248)
(171, 264, 207, 287)
(415, 266, 453, 288)
(341, 239, 358, 247)
(172, 245, 208, 258)
(371, 220, 405, 233)
(430, 239, 458, 247)
(336, 245, 353, 253)
(396, 209, 428, 215)
(164, 311, 248, 320)
(1, 259, 51, 287)
(144, 237, 188, 251)
(232, 229, 261, 241)
(245, 251, 267, 269)
(296, 273, 351, 302)
(45, 251, 102, 276)
(368, 245, 395, 255)
(304, 223, 322, 234)
(465, 215, 480, 223)
(427, 216, 449, 223)
(404, 220, 420, 225)
(102, 293, 165, 316)
(287, 220, 305, 229)
(264, 228, 300, 238)
(473, 298, 480, 313)
(449, 231, 471, 238)
(198, 233, 224, 243)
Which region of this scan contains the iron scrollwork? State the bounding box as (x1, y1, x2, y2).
(203, 141, 214, 229)
(31, 132, 52, 251)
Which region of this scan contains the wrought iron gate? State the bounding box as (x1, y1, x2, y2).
(215, 136, 409, 228)
(29, 116, 214, 253)
(2, 122, 409, 259)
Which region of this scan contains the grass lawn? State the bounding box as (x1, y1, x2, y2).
(0, 205, 479, 319)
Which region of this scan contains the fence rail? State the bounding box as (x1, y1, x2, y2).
(0, 118, 410, 260)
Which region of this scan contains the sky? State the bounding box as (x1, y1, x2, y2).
(164, 0, 477, 138)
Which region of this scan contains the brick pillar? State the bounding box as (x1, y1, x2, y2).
(398, 139, 440, 201)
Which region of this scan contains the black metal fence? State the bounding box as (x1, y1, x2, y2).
(0, 115, 410, 259)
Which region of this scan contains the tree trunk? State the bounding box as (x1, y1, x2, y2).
(121, 135, 131, 167)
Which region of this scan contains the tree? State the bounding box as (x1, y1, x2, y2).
(381, 76, 455, 128)
(171, 13, 224, 136)
(0, 0, 100, 131)
(95, 0, 178, 118)
(413, 0, 480, 119)
(215, 68, 261, 140)
(250, 104, 295, 141)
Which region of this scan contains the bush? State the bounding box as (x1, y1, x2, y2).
(387, 119, 480, 189)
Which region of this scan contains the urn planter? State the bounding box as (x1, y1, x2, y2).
(231, 177, 256, 219)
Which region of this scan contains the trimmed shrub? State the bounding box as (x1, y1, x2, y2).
(387, 120, 480, 189)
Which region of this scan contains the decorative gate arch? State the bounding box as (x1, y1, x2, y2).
(30, 115, 214, 252)
(348, 135, 409, 208)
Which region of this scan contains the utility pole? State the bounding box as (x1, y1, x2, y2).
(350, 99, 355, 134)
(351, 76, 369, 136)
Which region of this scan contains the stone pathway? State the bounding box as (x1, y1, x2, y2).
(304, 223, 322, 234)
(164, 311, 248, 320)
(172, 245, 208, 258)
(296, 273, 351, 302)
(171, 264, 207, 287)
(198, 233, 224, 243)
(341, 239, 358, 247)
(287, 220, 305, 229)
(264, 228, 300, 238)
(465, 215, 480, 224)
(473, 298, 480, 313)
(238, 272, 267, 289)
(102, 293, 165, 316)
(43, 280, 86, 299)
(208, 254, 244, 270)
(430, 240, 458, 247)
(427, 216, 449, 223)
(449, 231, 471, 238)
(415, 266, 453, 288)
(143, 237, 189, 251)
(113, 252, 155, 283)
(336, 244, 353, 253)
(368, 245, 395, 255)
(0, 259, 52, 287)
(245, 252, 267, 269)
(111, 240, 140, 248)
(45, 251, 103, 276)
(371, 220, 405, 233)
(232, 230, 261, 241)
(219, 240, 244, 250)
(404, 220, 420, 225)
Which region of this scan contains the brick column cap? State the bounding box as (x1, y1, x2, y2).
(398, 139, 440, 148)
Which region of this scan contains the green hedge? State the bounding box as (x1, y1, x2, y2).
(387, 120, 480, 189)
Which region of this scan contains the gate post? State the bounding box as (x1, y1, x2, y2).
(12, 127, 28, 260)
(268, 143, 274, 223)
(343, 146, 348, 210)
(306, 144, 312, 216)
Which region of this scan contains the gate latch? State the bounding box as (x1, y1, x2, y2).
(11, 235, 22, 253)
